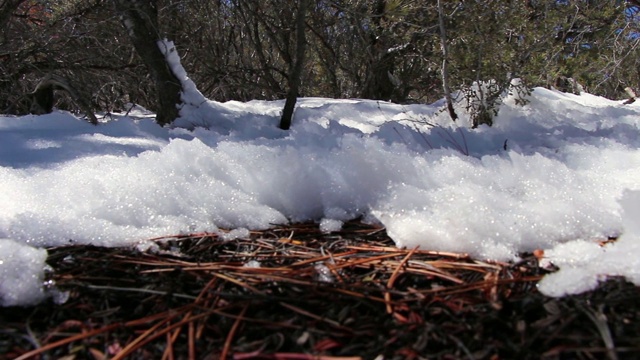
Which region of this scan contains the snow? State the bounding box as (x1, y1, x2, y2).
(0, 239, 48, 306)
(2, 46, 640, 305)
(538, 190, 640, 297)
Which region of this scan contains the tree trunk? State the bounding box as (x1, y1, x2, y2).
(360, 0, 396, 101)
(0, 0, 25, 31)
(112, 0, 182, 126)
(30, 74, 98, 125)
(279, 0, 309, 130)
(437, 0, 458, 122)
(360, 52, 396, 101)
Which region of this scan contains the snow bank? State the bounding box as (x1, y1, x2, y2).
(2, 81, 640, 305)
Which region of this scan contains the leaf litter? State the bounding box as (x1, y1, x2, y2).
(1, 221, 639, 359)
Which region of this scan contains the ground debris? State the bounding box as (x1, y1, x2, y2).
(2, 221, 639, 359)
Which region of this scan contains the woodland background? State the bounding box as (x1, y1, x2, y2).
(2, 0, 640, 127)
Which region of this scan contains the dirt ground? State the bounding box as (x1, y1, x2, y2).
(2, 221, 639, 359)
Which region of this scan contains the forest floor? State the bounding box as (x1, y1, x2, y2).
(2, 221, 639, 360)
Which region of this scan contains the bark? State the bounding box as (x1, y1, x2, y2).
(29, 74, 98, 125)
(0, 0, 25, 31)
(437, 0, 458, 122)
(360, 0, 396, 101)
(112, 0, 182, 126)
(360, 52, 396, 101)
(279, 0, 309, 130)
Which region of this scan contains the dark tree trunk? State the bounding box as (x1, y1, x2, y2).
(112, 0, 182, 126)
(437, 0, 457, 122)
(279, 0, 309, 130)
(360, 0, 396, 101)
(360, 52, 396, 101)
(29, 74, 98, 124)
(0, 0, 26, 32)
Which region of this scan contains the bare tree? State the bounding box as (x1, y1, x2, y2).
(111, 0, 182, 126)
(359, 0, 395, 101)
(279, 0, 309, 130)
(437, 0, 457, 122)
(28, 74, 98, 124)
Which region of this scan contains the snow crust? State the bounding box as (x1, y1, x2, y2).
(2, 44, 640, 305)
(0, 239, 48, 306)
(537, 190, 640, 297)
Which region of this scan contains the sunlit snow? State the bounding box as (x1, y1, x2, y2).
(2, 42, 640, 305)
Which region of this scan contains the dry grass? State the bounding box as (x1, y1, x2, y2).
(2, 221, 639, 359)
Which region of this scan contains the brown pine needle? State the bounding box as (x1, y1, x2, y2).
(162, 331, 175, 360)
(279, 302, 348, 330)
(12, 221, 631, 359)
(346, 245, 469, 259)
(114, 311, 217, 359)
(112, 317, 169, 360)
(210, 271, 264, 294)
(386, 246, 419, 314)
(14, 323, 123, 360)
(221, 304, 249, 359)
(188, 319, 196, 360)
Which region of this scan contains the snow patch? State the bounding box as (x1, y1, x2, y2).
(538, 190, 640, 297)
(2, 87, 640, 305)
(0, 239, 48, 307)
